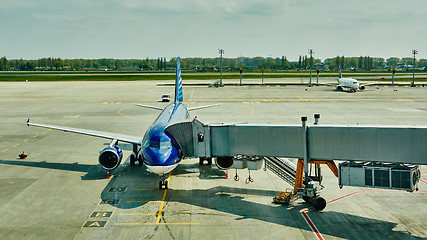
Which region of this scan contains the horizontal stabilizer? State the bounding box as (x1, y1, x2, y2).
(134, 104, 164, 110)
(188, 103, 222, 111)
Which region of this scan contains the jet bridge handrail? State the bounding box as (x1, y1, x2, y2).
(165, 119, 427, 165)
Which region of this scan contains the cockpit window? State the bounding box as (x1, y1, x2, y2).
(160, 141, 172, 149)
(148, 140, 172, 149)
(149, 141, 160, 149)
(353, 82, 357, 84)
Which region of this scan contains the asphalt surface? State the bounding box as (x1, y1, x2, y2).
(0, 81, 426, 240)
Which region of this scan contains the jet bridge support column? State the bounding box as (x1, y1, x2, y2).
(301, 117, 309, 187)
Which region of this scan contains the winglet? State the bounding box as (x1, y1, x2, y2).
(175, 57, 183, 103)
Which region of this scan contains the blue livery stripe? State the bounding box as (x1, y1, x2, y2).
(175, 57, 183, 103)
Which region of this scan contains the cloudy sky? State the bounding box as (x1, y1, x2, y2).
(1, 0, 426, 60)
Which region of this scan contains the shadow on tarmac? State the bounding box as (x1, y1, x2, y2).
(0, 158, 423, 240)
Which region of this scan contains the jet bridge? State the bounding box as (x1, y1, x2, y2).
(165, 116, 426, 209)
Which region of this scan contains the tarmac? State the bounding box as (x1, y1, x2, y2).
(0, 80, 426, 240)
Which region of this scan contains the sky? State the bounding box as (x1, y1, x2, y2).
(1, 0, 426, 61)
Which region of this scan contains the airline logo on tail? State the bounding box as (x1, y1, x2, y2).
(175, 57, 183, 103)
(338, 65, 342, 79)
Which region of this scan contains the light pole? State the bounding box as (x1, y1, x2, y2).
(218, 49, 224, 87)
(308, 49, 314, 87)
(411, 49, 417, 87)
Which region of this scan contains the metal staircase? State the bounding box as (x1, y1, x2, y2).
(264, 157, 297, 186)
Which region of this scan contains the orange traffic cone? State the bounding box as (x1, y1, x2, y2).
(106, 171, 110, 179)
(225, 170, 228, 179)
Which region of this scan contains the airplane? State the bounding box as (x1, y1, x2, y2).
(27, 57, 220, 189)
(334, 66, 365, 92)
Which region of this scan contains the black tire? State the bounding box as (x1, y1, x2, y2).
(164, 181, 168, 189)
(302, 196, 312, 203)
(313, 197, 326, 210)
(199, 157, 205, 165)
(130, 154, 136, 166)
(137, 155, 143, 166)
(207, 158, 212, 165)
(159, 181, 163, 189)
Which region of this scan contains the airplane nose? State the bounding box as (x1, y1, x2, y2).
(143, 148, 173, 166)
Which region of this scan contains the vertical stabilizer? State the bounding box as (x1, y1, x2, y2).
(175, 57, 183, 103)
(338, 65, 342, 78)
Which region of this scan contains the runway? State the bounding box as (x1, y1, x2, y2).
(0, 81, 426, 239)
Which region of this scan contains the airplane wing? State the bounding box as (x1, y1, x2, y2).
(134, 104, 164, 110)
(188, 103, 222, 111)
(27, 119, 141, 145)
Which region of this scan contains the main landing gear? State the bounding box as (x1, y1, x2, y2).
(130, 144, 143, 166)
(159, 175, 168, 189)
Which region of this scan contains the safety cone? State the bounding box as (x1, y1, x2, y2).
(106, 171, 110, 179)
(225, 170, 228, 179)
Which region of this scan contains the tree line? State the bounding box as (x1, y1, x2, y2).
(0, 55, 426, 72)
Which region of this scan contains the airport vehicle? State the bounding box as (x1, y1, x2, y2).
(161, 94, 171, 102)
(27, 57, 219, 189)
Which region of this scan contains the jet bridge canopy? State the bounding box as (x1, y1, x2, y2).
(165, 119, 427, 165)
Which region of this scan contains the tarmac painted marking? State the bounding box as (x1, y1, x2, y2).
(262, 99, 281, 102)
(133, 188, 166, 191)
(100, 199, 121, 205)
(107, 187, 127, 193)
(90, 211, 113, 218)
(156, 172, 172, 224)
(82, 220, 107, 228)
(120, 213, 158, 216)
(13, 144, 19, 148)
(118, 107, 137, 119)
(421, 179, 427, 185)
(300, 98, 320, 102)
(242, 101, 260, 104)
(23, 139, 29, 143)
(115, 222, 200, 226)
(48, 129, 53, 131)
(32, 135, 38, 138)
(1, 149, 8, 153)
(125, 200, 162, 203)
(301, 190, 412, 240)
(40, 131, 46, 135)
(395, 99, 415, 102)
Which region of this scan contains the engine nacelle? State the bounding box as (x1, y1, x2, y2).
(360, 85, 365, 90)
(215, 156, 234, 170)
(336, 85, 343, 91)
(99, 146, 123, 171)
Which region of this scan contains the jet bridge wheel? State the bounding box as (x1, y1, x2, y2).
(312, 197, 326, 210)
(199, 157, 212, 165)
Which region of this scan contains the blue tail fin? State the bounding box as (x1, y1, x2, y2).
(338, 65, 342, 78)
(175, 57, 183, 103)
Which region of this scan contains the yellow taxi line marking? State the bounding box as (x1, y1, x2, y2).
(125, 201, 162, 203)
(2, 149, 8, 153)
(133, 189, 165, 191)
(13, 144, 19, 148)
(40, 131, 46, 134)
(115, 222, 200, 226)
(32, 135, 38, 138)
(395, 99, 415, 102)
(48, 129, 53, 131)
(23, 139, 29, 143)
(120, 213, 158, 216)
(156, 172, 172, 224)
(118, 107, 137, 119)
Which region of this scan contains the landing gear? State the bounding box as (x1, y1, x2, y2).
(199, 157, 212, 165)
(130, 153, 137, 166)
(159, 175, 168, 189)
(137, 153, 143, 165)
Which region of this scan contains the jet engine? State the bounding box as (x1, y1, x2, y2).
(336, 85, 343, 91)
(99, 145, 123, 171)
(215, 156, 234, 170)
(360, 85, 365, 90)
